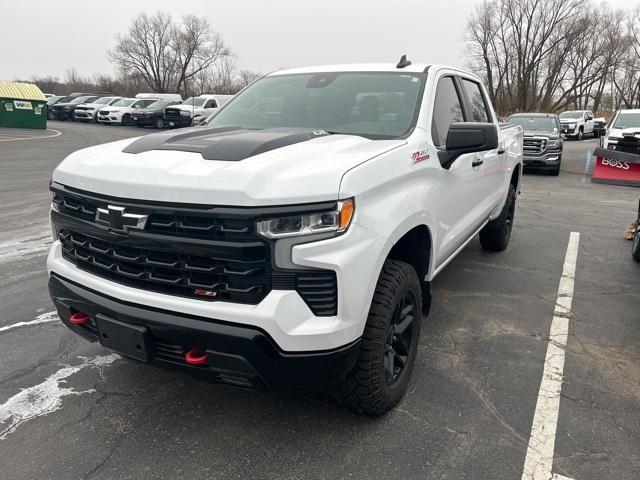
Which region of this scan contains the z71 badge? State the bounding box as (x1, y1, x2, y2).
(411, 149, 430, 163)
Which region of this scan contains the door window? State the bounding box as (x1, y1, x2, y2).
(431, 77, 464, 148)
(460, 79, 490, 123)
(205, 100, 218, 108)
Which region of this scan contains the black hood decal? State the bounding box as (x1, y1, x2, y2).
(122, 126, 331, 161)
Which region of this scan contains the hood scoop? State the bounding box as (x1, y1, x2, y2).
(122, 126, 331, 161)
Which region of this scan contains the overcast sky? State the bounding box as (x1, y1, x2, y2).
(1, 0, 638, 81)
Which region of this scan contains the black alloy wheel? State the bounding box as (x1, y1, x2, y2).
(384, 292, 417, 384)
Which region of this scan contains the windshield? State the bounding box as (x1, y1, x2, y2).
(612, 112, 640, 129)
(112, 99, 136, 107)
(508, 116, 557, 131)
(47, 96, 62, 105)
(92, 97, 115, 105)
(559, 111, 584, 120)
(70, 96, 92, 104)
(145, 100, 171, 109)
(206, 72, 426, 139)
(182, 97, 207, 107)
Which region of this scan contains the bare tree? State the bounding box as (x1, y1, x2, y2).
(108, 12, 177, 93)
(108, 12, 233, 96)
(172, 14, 232, 95)
(465, 0, 633, 115)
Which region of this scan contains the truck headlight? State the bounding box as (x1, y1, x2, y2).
(180, 111, 191, 117)
(257, 198, 354, 239)
(547, 139, 559, 147)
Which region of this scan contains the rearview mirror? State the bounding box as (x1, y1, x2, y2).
(438, 122, 498, 168)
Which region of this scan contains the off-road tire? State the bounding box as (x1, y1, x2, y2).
(331, 260, 422, 416)
(632, 227, 640, 262)
(479, 184, 516, 251)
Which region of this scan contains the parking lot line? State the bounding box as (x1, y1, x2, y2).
(0, 129, 61, 143)
(521, 231, 580, 480)
(0, 311, 58, 333)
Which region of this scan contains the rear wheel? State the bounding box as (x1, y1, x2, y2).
(331, 260, 422, 416)
(480, 184, 516, 251)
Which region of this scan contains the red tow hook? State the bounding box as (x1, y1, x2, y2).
(185, 348, 208, 366)
(69, 312, 90, 325)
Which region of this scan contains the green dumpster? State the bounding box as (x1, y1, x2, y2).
(0, 81, 47, 129)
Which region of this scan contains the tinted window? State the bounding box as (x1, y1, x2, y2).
(207, 72, 425, 139)
(507, 116, 558, 131)
(613, 112, 640, 129)
(461, 79, 489, 123)
(205, 99, 217, 108)
(431, 77, 464, 148)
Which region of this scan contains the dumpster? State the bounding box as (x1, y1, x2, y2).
(0, 81, 47, 129)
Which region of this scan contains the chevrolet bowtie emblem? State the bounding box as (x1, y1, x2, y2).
(96, 205, 148, 233)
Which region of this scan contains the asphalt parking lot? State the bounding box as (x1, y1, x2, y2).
(0, 121, 639, 480)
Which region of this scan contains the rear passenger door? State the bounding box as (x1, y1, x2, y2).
(458, 77, 504, 213)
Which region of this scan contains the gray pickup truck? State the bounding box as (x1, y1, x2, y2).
(507, 113, 563, 176)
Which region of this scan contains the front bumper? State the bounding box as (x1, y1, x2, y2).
(74, 111, 96, 121)
(47, 218, 386, 352)
(132, 115, 159, 126)
(49, 273, 361, 390)
(523, 150, 561, 169)
(97, 113, 122, 123)
(165, 116, 192, 128)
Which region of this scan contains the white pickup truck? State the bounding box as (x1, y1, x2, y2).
(164, 94, 234, 128)
(47, 60, 523, 415)
(559, 109, 595, 140)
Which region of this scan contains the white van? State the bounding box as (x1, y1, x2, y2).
(135, 93, 182, 102)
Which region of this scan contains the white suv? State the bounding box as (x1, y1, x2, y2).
(96, 98, 157, 126)
(48, 61, 523, 414)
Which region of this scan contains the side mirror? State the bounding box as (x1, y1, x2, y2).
(438, 122, 498, 168)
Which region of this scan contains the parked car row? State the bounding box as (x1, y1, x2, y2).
(46, 92, 233, 129)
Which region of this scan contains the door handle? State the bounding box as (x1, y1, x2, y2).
(497, 148, 506, 155)
(472, 158, 484, 167)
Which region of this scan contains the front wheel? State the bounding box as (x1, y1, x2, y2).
(122, 114, 132, 126)
(480, 184, 516, 251)
(577, 129, 584, 141)
(331, 260, 422, 416)
(154, 117, 164, 129)
(550, 157, 561, 176)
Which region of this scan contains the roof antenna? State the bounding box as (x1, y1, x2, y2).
(396, 54, 411, 69)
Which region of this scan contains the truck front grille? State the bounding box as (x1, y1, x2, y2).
(59, 229, 270, 304)
(164, 108, 181, 119)
(523, 136, 547, 155)
(51, 184, 339, 315)
(608, 136, 640, 155)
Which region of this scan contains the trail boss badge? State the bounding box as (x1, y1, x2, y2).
(411, 149, 430, 164)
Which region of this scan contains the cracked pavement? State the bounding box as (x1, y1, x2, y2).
(0, 124, 638, 479)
